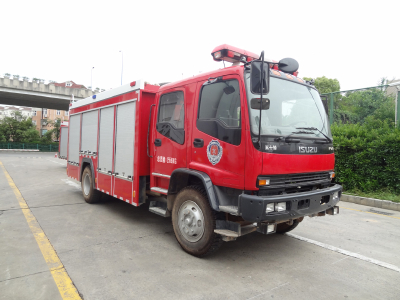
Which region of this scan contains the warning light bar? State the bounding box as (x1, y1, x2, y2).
(211, 44, 300, 76)
(211, 44, 259, 64)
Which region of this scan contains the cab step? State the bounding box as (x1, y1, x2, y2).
(149, 200, 170, 217)
(214, 221, 257, 241)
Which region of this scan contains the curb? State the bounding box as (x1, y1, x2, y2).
(0, 149, 40, 152)
(341, 194, 400, 212)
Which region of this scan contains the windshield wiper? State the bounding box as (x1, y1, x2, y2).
(296, 127, 332, 143)
(275, 131, 315, 143)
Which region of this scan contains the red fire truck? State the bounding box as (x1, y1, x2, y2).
(58, 121, 68, 160)
(67, 44, 342, 257)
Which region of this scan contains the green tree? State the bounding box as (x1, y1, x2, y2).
(51, 118, 62, 140)
(43, 118, 61, 141)
(303, 76, 340, 94)
(337, 89, 395, 125)
(0, 111, 39, 142)
(41, 130, 54, 143)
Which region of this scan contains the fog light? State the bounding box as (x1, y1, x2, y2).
(276, 202, 286, 212)
(326, 206, 340, 215)
(267, 224, 276, 234)
(333, 191, 339, 201)
(266, 203, 274, 213)
(333, 206, 339, 215)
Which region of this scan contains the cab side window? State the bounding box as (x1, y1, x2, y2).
(157, 91, 185, 144)
(197, 79, 241, 145)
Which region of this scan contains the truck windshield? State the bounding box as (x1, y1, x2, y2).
(245, 72, 332, 139)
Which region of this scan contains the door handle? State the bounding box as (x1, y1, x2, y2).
(154, 139, 162, 147)
(193, 138, 204, 148)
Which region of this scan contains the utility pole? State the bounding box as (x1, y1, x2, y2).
(91, 67, 94, 90)
(119, 50, 123, 85)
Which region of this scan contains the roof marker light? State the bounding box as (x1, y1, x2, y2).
(92, 95, 96, 99)
(272, 70, 281, 76)
(211, 44, 258, 64)
(130, 81, 136, 87)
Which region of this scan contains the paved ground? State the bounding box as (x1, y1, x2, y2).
(1, 152, 400, 300)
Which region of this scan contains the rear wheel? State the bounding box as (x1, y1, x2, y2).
(81, 166, 100, 204)
(276, 219, 300, 234)
(172, 186, 222, 257)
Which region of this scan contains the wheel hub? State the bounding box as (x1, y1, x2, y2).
(83, 173, 90, 196)
(178, 200, 205, 243)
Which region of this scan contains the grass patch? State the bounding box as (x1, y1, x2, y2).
(344, 189, 400, 203)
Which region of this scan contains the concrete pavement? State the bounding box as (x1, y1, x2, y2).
(1, 152, 399, 300)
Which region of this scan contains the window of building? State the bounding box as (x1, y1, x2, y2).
(157, 91, 185, 144)
(197, 79, 241, 145)
(56, 110, 61, 115)
(32, 111, 37, 116)
(43, 109, 47, 117)
(65, 111, 68, 116)
(32, 120, 36, 125)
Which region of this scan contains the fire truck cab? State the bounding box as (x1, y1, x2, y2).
(67, 45, 342, 257)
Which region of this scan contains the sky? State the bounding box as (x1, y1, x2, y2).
(1, 0, 399, 92)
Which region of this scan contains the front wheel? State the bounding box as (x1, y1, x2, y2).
(81, 166, 100, 204)
(172, 186, 222, 257)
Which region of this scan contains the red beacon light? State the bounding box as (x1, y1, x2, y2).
(211, 44, 258, 64)
(211, 44, 300, 76)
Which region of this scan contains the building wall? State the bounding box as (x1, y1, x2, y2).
(31, 108, 69, 135)
(0, 106, 33, 120)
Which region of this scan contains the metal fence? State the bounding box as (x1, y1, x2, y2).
(321, 83, 400, 126)
(0, 142, 58, 152)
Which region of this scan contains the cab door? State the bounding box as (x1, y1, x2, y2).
(151, 89, 187, 194)
(190, 75, 245, 189)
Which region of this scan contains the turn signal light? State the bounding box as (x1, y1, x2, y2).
(259, 179, 270, 186)
(330, 172, 335, 179)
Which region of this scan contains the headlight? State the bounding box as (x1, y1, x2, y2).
(275, 202, 286, 212)
(266, 203, 274, 213)
(333, 191, 339, 201)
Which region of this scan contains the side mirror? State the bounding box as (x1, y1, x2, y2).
(251, 98, 270, 110)
(250, 61, 270, 95)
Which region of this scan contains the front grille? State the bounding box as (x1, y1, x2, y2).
(270, 172, 330, 185)
(258, 172, 331, 190)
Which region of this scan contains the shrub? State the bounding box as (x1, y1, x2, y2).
(332, 118, 400, 193)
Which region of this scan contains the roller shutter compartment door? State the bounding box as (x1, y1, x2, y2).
(81, 110, 99, 154)
(60, 127, 68, 158)
(98, 107, 114, 173)
(68, 114, 81, 163)
(114, 101, 136, 179)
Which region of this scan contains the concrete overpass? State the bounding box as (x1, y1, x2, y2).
(0, 77, 94, 110)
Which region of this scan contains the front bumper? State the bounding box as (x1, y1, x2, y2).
(239, 184, 342, 223)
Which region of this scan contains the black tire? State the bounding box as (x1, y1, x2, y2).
(81, 166, 100, 204)
(276, 220, 300, 234)
(172, 186, 223, 257)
